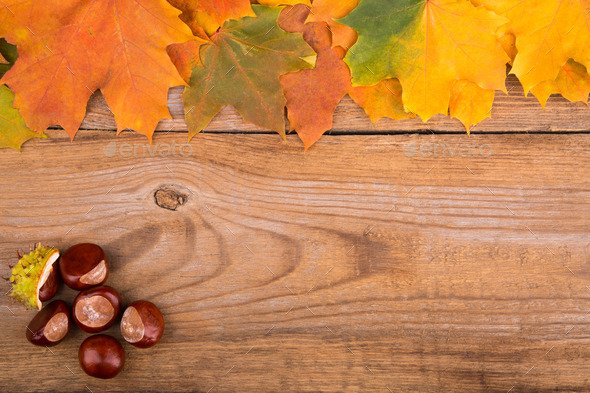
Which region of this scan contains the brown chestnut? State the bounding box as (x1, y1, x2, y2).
(73, 286, 121, 333)
(79, 334, 125, 379)
(26, 300, 70, 346)
(60, 243, 108, 290)
(121, 301, 164, 348)
(38, 262, 61, 302)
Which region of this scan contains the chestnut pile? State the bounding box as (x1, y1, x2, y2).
(17, 243, 164, 379)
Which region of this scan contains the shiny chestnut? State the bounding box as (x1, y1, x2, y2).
(60, 243, 108, 290)
(79, 334, 125, 379)
(121, 301, 164, 348)
(26, 300, 70, 346)
(72, 286, 121, 333)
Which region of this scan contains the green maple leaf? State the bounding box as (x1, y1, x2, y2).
(182, 5, 315, 139)
(0, 86, 46, 151)
(0, 40, 44, 151)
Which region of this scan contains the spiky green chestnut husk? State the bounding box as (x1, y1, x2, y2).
(8, 244, 59, 310)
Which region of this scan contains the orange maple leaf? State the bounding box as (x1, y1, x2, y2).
(280, 21, 351, 149)
(256, 0, 311, 6)
(305, 0, 359, 51)
(349, 79, 414, 125)
(167, 39, 209, 83)
(168, 0, 210, 39)
(168, 0, 255, 36)
(280, 5, 413, 148)
(0, 0, 193, 141)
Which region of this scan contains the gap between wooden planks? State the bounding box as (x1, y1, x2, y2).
(0, 132, 589, 392)
(74, 74, 590, 135)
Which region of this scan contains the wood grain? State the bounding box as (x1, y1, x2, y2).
(74, 75, 590, 137)
(1, 131, 589, 392)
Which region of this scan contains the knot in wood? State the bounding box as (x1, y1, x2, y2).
(154, 187, 186, 211)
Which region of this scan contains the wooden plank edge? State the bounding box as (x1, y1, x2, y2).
(67, 75, 590, 136)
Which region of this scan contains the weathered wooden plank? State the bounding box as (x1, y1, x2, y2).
(1, 131, 589, 392)
(75, 75, 590, 136)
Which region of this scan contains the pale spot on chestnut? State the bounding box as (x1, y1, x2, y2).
(72, 286, 121, 333)
(80, 260, 107, 285)
(120, 301, 164, 348)
(75, 296, 114, 328)
(121, 306, 144, 343)
(44, 312, 69, 342)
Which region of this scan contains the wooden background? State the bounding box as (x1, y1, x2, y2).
(1, 75, 590, 392)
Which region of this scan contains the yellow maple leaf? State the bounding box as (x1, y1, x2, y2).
(341, 0, 510, 124)
(348, 79, 414, 124)
(449, 80, 496, 132)
(476, 0, 590, 95)
(531, 59, 590, 107)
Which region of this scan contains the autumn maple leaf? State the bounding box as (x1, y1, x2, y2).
(0, 0, 193, 142)
(340, 0, 510, 126)
(531, 59, 590, 107)
(449, 80, 496, 132)
(0, 39, 44, 150)
(167, 0, 311, 38)
(167, 39, 209, 83)
(256, 0, 311, 7)
(280, 21, 352, 149)
(349, 79, 414, 125)
(474, 0, 590, 96)
(180, 5, 315, 139)
(168, 0, 254, 37)
(279, 5, 412, 148)
(167, 0, 315, 84)
(305, 0, 359, 50)
(0, 86, 45, 150)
